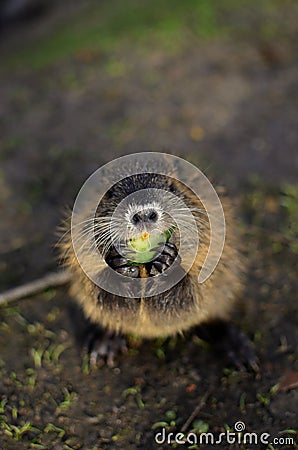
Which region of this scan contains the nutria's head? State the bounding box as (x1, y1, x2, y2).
(95, 179, 177, 263)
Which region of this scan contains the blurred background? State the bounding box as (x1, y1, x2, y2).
(0, 1, 297, 448)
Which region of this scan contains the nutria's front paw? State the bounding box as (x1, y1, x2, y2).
(150, 242, 181, 276)
(84, 327, 127, 368)
(105, 246, 140, 278)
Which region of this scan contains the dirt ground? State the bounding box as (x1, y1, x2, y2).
(0, 2, 297, 449)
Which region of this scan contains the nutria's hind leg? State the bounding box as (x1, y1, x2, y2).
(83, 324, 127, 368)
(194, 319, 259, 372)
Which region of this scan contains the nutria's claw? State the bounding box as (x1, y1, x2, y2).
(115, 265, 140, 278)
(105, 246, 140, 278)
(195, 320, 259, 372)
(225, 330, 259, 372)
(150, 241, 180, 276)
(106, 255, 130, 268)
(84, 328, 127, 368)
(163, 242, 179, 258)
(151, 260, 168, 274)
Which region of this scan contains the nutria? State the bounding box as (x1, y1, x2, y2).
(60, 153, 256, 370)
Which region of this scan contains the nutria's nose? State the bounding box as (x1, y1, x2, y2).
(132, 209, 158, 225)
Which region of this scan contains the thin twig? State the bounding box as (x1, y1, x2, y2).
(180, 390, 210, 433)
(0, 271, 71, 305)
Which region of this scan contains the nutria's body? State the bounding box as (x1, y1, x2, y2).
(60, 155, 255, 368)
